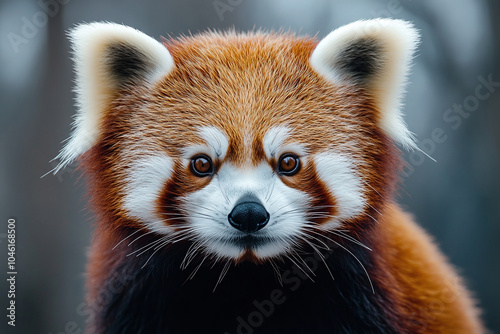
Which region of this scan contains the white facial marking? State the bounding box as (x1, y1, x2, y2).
(120, 130, 366, 261)
(263, 126, 308, 159)
(123, 154, 174, 234)
(263, 126, 290, 159)
(314, 152, 366, 227)
(200, 126, 229, 159)
(182, 162, 310, 260)
(182, 126, 229, 162)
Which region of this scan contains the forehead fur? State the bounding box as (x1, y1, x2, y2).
(111, 30, 382, 167)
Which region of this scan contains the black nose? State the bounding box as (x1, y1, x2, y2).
(228, 199, 270, 233)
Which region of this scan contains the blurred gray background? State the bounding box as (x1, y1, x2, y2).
(0, 0, 499, 333)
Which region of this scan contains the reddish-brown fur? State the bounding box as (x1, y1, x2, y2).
(79, 31, 484, 333)
(373, 203, 484, 333)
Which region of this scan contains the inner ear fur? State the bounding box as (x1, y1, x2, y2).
(310, 19, 420, 149)
(53, 22, 174, 172)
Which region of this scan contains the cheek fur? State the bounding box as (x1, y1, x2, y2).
(313, 152, 366, 224)
(158, 160, 213, 226)
(122, 154, 174, 233)
(279, 158, 338, 226)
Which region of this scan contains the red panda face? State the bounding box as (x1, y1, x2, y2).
(56, 20, 419, 262)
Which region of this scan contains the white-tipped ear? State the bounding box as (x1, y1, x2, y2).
(54, 22, 174, 172)
(310, 19, 419, 149)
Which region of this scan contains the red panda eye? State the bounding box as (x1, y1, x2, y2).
(191, 155, 214, 177)
(278, 154, 300, 176)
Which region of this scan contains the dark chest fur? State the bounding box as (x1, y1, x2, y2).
(93, 237, 403, 334)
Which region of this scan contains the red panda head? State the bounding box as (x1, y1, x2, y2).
(56, 20, 419, 262)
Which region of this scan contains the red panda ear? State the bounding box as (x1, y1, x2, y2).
(54, 22, 173, 172)
(310, 19, 420, 149)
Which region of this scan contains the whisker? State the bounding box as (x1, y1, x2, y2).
(273, 197, 306, 216)
(303, 225, 372, 251)
(163, 206, 217, 219)
(169, 234, 195, 245)
(138, 232, 192, 268)
(265, 178, 276, 203)
(330, 230, 372, 251)
(366, 213, 379, 224)
(163, 215, 212, 222)
(132, 236, 173, 257)
(181, 241, 203, 269)
(297, 230, 330, 250)
(128, 230, 158, 246)
(128, 229, 192, 258)
(367, 203, 382, 216)
(213, 260, 232, 292)
(140, 243, 167, 269)
(301, 228, 343, 250)
(362, 179, 381, 196)
(297, 234, 335, 282)
(112, 229, 143, 250)
(269, 259, 283, 286)
(189, 204, 220, 213)
(329, 239, 375, 294)
(186, 254, 207, 281)
(216, 174, 231, 205)
(291, 249, 316, 277)
(285, 254, 315, 282)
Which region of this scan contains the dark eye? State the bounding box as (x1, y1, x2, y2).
(191, 155, 214, 177)
(278, 153, 300, 176)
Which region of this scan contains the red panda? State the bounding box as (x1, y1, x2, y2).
(55, 19, 484, 333)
